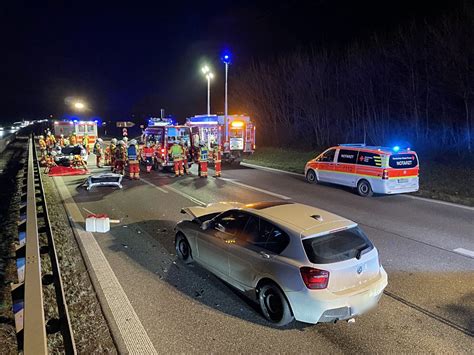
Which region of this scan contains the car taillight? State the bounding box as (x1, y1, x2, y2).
(300, 267, 329, 289)
(382, 169, 389, 180)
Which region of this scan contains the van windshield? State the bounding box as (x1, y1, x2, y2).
(302, 227, 373, 264)
(389, 154, 418, 169)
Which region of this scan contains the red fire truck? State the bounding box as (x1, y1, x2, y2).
(186, 115, 255, 163)
(143, 118, 194, 171)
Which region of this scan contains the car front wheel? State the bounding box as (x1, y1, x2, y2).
(306, 169, 318, 184)
(258, 282, 294, 326)
(175, 233, 193, 263)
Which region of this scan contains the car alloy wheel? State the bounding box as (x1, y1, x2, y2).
(357, 179, 373, 197)
(175, 233, 193, 263)
(306, 169, 317, 184)
(258, 283, 294, 326)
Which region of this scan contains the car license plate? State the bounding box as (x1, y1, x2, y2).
(398, 178, 408, 183)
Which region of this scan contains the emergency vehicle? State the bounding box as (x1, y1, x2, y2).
(186, 115, 256, 163)
(305, 144, 419, 197)
(143, 117, 193, 171)
(53, 120, 98, 149)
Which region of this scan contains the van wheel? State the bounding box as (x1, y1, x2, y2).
(306, 169, 318, 184)
(357, 179, 373, 197)
(258, 282, 294, 326)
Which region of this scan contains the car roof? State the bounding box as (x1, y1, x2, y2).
(243, 202, 355, 238)
(333, 145, 415, 155)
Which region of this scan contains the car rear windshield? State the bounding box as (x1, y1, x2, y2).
(302, 227, 373, 264)
(389, 154, 418, 169)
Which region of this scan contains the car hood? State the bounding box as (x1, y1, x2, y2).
(181, 202, 244, 219)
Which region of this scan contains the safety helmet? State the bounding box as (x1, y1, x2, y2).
(39, 135, 44, 139)
(111, 138, 117, 144)
(129, 139, 137, 145)
(118, 140, 124, 145)
(146, 141, 152, 147)
(123, 137, 128, 142)
(97, 138, 103, 143)
(60, 134, 64, 137)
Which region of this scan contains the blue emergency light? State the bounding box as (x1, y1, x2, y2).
(393, 146, 400, 152)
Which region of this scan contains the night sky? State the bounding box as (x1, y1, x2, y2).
(0, 1, 455, 123)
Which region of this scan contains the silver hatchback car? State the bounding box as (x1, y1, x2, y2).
(176, 201, 388, 326)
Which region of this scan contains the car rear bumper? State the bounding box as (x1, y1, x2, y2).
(286, 266, 388, 324)
(372, 177, 419, 194)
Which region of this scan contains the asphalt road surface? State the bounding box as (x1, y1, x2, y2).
(54, 160, 473, 353)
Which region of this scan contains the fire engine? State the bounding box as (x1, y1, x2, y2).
(143, 117, 194, 171)
(53, 120, 98, 148)
(186, 114, 255, 163)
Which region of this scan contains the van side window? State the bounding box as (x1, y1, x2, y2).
(357, 152, 382, 167)
(320, 149, 336, 162)
(337, 149, 358, 164)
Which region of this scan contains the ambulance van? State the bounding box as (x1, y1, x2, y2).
(305, 144, 419, 197)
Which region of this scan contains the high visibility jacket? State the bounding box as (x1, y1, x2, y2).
(93, 142, 103, 156)
(143, 147, 154, 158)
(199, 147, 208, 162)
(110, 143, 116, 155)
(127, 145, 137, 160)
(115, 145, 126, 161)
(213, 146, 222, 162)
(39, 139, 47, 150)
(170, 144, 183, 159)
(82, 137, 89, 146)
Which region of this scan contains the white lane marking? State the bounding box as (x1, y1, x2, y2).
(403, 195, 474, 211)
(242, 162, 474, 211)
(241, 162, 303, 177)
(220, 177, 292, 200)
(54, 177, 158, 354)
(140, 177, 169, 193)
(164, 184, 206, 206)
(453, 248, 474, 258)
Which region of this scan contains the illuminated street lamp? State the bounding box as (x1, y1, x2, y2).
(73, 101, 86, 111)
(201, 65, 214, 115)
(221, 51, 232, 148)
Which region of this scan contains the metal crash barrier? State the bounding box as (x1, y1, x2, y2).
(11, 136, 76, 354)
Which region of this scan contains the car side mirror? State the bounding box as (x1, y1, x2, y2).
(201, 220, 215, 231)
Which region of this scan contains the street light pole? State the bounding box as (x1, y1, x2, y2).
(207, 74, 211, 116)
(201, 65, 214, 116)
(222, 52, 231, 149)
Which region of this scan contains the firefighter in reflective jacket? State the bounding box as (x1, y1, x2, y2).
(181, 141, 191, 175)
(127, 139, 140, 180)
(58, 134, 65, 147)
(170, 140, 184, 177)
(39, 135, 47, 158)
(109, 138, 117, 170)
(141, 142, 155, 173)
(93, 138, 104, 168)
(212, 142, 222, 177)
(198, 143, 208, 178)
(114, 140, 127, 175)
(82, 133, 90, 154)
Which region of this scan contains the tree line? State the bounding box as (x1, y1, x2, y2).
(231, 8, 474, 154)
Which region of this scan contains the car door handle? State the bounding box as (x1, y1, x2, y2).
(259, 251, 271, 259)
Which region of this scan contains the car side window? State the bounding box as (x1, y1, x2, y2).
(357, 152, 382, 167)
(214, 211, 249, 236)
(239, 216, 290, 254)
(319, 149, 336, 162)
(337, 149, 358, 164)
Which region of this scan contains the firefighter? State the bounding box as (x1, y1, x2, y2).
(123, 136, 128, 147)
(127, 139, 140, 180)
(93, 138, 104, 168)
(58, 134, 65, 147)
(141, 141, 155, 173)
(181, 141, 191, 175)
(38, 135, 47, 158)
(114, 140, 127, 175)
(170, 140, 184, 177)
(198, 143, 208, 178)
(46, 132, 56, 151)
(109, 138, 117, 171)
(82, 133, 90, 154)
(69, 132, 77, 145)
(44, 151, 57, 174)
(212, 141, 222, 177)
(72, 154, 88, 170)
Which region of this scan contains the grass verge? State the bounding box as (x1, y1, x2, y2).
(243, 147, 474, 207)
